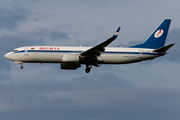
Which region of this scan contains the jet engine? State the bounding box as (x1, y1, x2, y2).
(60, 63, 81, 70)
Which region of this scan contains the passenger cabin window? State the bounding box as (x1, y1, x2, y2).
(12, 50, 18, 52)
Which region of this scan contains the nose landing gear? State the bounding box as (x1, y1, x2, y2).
(14, 61, 24, 69)
(20, 63, 24, 69)
(20, 65, 24, 69)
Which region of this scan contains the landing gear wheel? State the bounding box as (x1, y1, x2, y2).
(20, 65, 24, 69)
(85, 68, 90, 73)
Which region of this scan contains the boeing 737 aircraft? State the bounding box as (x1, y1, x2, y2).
(5, 19, 174, 73)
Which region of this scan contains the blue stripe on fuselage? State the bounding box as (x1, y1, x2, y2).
(12, 50, 164, 56)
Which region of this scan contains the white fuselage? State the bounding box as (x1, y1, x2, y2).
(4, 46, 164, 64)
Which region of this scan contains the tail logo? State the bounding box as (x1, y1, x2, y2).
(154, 29, 164, 38)
(115, 32, 118, 35)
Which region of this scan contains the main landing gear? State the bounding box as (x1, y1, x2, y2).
(85, 60, 92, 73)
(85, 64, 92, 73)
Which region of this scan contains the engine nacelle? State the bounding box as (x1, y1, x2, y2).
(62, 54, 79, 63)
(60, 63, 81, 70)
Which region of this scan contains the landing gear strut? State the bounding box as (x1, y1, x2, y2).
(85, 65, 92, 73)
(85, 60, 92, 73)
(15, 61, 24, 69)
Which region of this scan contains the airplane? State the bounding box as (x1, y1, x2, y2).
(4, 19, 174, 73)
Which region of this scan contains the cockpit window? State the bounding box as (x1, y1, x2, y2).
(12, 50, 18, 52)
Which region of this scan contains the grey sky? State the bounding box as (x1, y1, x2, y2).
(0, 0, 180, 120)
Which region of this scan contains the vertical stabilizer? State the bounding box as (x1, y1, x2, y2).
(130, 19, 171, 49)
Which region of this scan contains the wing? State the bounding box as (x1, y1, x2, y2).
(80, 27, 120, 62)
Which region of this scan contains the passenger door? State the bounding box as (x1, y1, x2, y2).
(139, 49, 143, 58)
(24, 47, 29, 56)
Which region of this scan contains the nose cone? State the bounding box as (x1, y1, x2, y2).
(4, 52, 12, 60)
(4, 53, 8, 58)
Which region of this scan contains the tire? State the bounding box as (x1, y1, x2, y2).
(20, 66, 24, 69)
(85, 68, 90, 73)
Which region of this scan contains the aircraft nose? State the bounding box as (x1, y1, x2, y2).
(4, 53, 12, 60)
(4, 53, 8, 58)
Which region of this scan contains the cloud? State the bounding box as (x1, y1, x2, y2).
(1, 63, 180, 120)
(0, 79, 180, 120)
(0, 7, 30, 30)
(0, 29, 70, 53)
(162, 29, 180, 62)
(49, 30, 69, 41)
(0, 34, 45, 53)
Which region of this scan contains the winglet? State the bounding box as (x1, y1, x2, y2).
(112, 27, 120, 38)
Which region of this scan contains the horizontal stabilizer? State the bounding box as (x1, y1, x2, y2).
(153, 43, 175, 53)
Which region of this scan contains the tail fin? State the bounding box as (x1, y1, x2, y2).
(130, 19, 171, 49)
